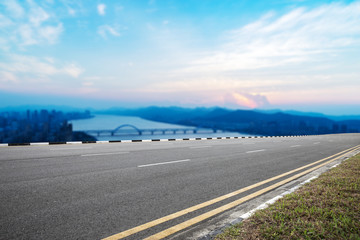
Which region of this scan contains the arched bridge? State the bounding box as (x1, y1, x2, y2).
(83, 124, 221, 137)
(113, 124, 142, 135)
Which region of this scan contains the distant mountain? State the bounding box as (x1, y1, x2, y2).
(255, 109, 327, 118)
(97, 106, 216, 122)
(255, 109, 360, 121)
(2, 105, 360, 136)
(100, 106, 360, 136)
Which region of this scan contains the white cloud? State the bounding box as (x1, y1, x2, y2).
(151, 2, 360, 108)
(141, 78, 273, 108)
(38, 23, 63, 44)
(67, 7, 76, 16)
(224, 92, 270, 109)
(149, 77, 286, 93)
(97, 3, 106, 16)
(83, 76, 103, 81)
(0, 14, 13, 27)
(44, 57, 55, 64)
(62, 63, 84, 78)
(17, 22, 63, 46)
(29, 4, 50, 26)
(185, 2, 360, 73)
(60, 0, 84, 17)
(0, 37, 10, 51)
(2, 0, 24, 18)
(18, 24, 38, 45)
(0, 71, 18, 83)
(0, 55, 58, 75)
(82, 81, 94, 87)
(97, 25, 121, 39)
(0, 54, 84, 79)
(1, 1, 64, 48)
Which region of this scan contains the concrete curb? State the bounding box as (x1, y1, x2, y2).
(0, 135, 307, 147)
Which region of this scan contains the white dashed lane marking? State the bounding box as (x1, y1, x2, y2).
(246, 149, 266, 154)
(138, 159, 191, 168)
(189, 146, 211, 149)
(50, 147, 93, 151)
(81, 152, 129, 157)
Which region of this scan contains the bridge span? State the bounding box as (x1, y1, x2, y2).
(83, 124, 222, 137)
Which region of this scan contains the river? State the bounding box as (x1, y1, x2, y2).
(70, 114, 249, 141)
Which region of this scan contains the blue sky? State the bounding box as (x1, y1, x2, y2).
(0, 0, 359, 115)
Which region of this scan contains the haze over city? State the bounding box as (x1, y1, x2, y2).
(1, 0, 359, 115)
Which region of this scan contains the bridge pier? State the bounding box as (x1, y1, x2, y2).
(85, 126, 203, 137)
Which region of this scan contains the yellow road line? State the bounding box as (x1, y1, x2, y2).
(102, 145, 359, 240)
(145, 145, 360, 240)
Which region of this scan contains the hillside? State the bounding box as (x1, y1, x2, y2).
(99, 107, 360, 136)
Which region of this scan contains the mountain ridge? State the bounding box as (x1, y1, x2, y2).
(96, 106, 360, 136)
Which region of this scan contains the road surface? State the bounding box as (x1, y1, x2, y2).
(1, 134, 360, 239)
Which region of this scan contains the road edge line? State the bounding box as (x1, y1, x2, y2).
(143, 146, 360, 240)
(101, 145, 359, 240)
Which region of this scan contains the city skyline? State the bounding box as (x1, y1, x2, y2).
(1, 0, 360, 115)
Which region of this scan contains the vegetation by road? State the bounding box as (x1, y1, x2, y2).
(216, 153, 360, 240)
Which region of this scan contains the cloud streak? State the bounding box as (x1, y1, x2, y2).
(2, 0, 24, 18)
(0, 54, 84, 79)
(97, 25, 121, 38)
(1, 0, 64, 48)
(0, 1, 359, 112)
(185, 2, 360, 73)
(145, 1, 360, 108)
(97, 3, 106, 16)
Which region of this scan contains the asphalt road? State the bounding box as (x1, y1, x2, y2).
(1, 134, 360, 240)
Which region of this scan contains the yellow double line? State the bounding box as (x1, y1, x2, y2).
(103, 145, 360, 240)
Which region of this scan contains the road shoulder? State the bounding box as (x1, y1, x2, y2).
(170, 148, 360, 240)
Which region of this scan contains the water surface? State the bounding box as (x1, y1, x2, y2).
(70, 114, 249, 140)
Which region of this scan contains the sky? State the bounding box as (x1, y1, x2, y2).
(0, 0, 359, 115)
